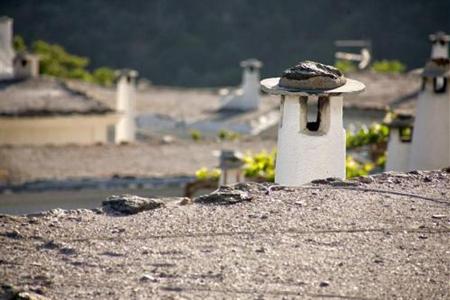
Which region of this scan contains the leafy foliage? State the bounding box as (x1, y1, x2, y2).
(195, 167, 221, 181)
(371, 60, 406, 74)
(13, 36, 116, 86)
(190, 130, 202, 141)
(335, 60, 356, 73)
(346, 124, 389, 149)
(13, 35, 27, 52)
(242, 150, 276, 182)
(195, 123, 391, 182)
(218, 129, 240, 141)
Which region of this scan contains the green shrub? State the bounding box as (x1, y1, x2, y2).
(371, 60, 406, 74)
(190, 130, 202, 141)
(335, 60, 356, 73)
(218, 129, 240, 141)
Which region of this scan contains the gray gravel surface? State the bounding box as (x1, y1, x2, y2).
(1, 170, 449, 299)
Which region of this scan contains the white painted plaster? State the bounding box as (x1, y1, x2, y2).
(219, 168, 243, 186)
(431, 43, 449, 59)
(275, 95, 346, 185)
(410, 80, 450, 170)
(0, 17, 14, 79)
(385, 129, 412, 172)
(221, 63, 261, 111)
(115, 73, 136, 143)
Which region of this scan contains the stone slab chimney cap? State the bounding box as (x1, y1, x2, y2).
(240, 58, 263, 69)
(219, 150, 244, 169)
(115, 69, 139, 78)
(261, 61, 365, 96)
(383, 112, 414, 128)
(429, 31, 450, 43)
(0, 16, 12, 22)
(419, 58, 450, 78)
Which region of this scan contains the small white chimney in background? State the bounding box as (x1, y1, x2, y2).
(261, 61, 365, 186)
(218, 150, 245, 186)
(13, 52, 40, 79)
(0, 16, 15, 79)
(410, 58, 450, 170)
(429, 32, 449, 59)
(220, 58, 263, 111)
(385, 113, 414, 172)
(115, 69, 138, 144)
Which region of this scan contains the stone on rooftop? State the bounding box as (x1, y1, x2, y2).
(279, 60, 346, 90)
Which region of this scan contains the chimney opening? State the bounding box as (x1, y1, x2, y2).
(399, 126, 413, 143)
(306, 97, 321, 131)
(21, 59, 27, 67)
(126, 75, 131, 83)
(433, 77, 447, 93)
(248, 66, 255, 72)
(421, 78, 427, 91)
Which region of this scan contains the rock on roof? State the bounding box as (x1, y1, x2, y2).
(0, 77, 113, 117)
(0, 169, 449, 298)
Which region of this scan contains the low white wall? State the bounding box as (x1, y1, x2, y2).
(0, 114, 118, 146)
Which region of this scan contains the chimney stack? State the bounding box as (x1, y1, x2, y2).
(115, 69, 138, 144)
(13, 52, 39, 79)
(218, 150, 245, 186)
(409, 58, 450, 170)
(385, 113, 414, 172)
(261, 61, 365, 186)
(0, 16, 15, 79)
(429, 32, 449, 59)
(220, 58, 263, 111)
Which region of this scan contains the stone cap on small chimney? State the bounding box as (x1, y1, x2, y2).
(115, 69, 138, 81)
(240, 58, 263, 69)
(383, 112, 414, 128)
(429, 31, 450, 43)
(261, 61, 365, 96)
(219, 150, 244, 169)
(420, 58, 450, 78)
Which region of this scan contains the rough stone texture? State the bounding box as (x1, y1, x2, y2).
(0, 170, 449, 299)
(279, 61, 346, 90)
(194, 185, 253, 205)
(102, 194, 165, 215)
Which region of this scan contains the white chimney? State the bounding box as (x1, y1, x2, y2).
(429, 32, 449, 59)
(0, 16, 15, 79)
(115, 69, 138, 144)
(409, 59, 450, 170)
(13, 52, 40, 79)
(261, 61, 365, 186)
(220, 58, 263, 111)
(385, 113, 414, 172)
(218, 150, 245, 186)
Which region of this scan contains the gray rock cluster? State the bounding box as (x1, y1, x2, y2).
(102, 194, 164, 215)
(279, 60, 346, 90)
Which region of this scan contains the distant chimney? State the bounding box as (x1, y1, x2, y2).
(261, 61, 365, 186)
(385, 113, 414, 172)
(409, 58, 450, 170)
(115, 69, 138, 144)
(429, 31, 449, 59)
(218, 150, 245, 186)
(0, 16, 15, 79)
(220, 58, 263, 111)
(13, 52, 39, 79)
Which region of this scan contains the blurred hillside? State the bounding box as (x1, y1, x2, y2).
(2, 0, 450, 86)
